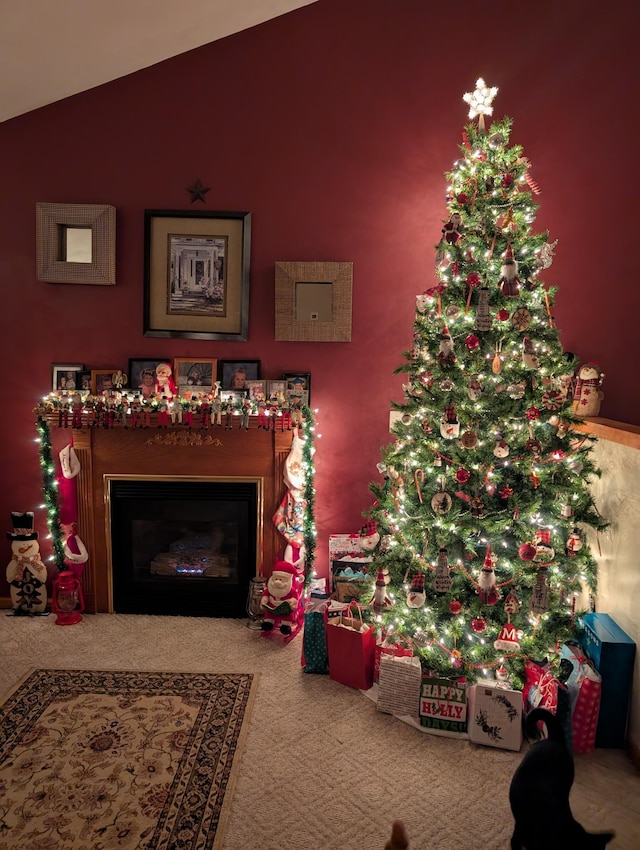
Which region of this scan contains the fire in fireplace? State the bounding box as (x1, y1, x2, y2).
(107, 476, 261, 617)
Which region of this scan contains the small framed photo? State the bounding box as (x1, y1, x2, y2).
(267, 379, 287, 399)
(220, 390, 246, 404)
(91, 369, 118, 395)
(245, 379, 266, 401)
(282, 372, 311, 404)
(173, 358, 218, 391)
(219, 360, 260, 390)
(128, 358, 166, 399)
(77, 370, 93, 392)
(52, 364, 84, 392)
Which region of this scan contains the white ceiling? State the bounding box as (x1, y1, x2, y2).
(0, 0, 317, 123)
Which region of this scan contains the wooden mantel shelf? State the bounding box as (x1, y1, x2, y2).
(572, 418, 640, 451)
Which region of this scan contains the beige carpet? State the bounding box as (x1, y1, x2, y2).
(1, 613, 638, 849)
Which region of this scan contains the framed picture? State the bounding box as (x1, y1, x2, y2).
(267, 379, 287, 399)
(91, 369, 118, 395)
(143, 209, 251, 341)
(282, 372, 311, 404)
(275, 261, 353, 342)
(173, 358, 218, 390)
(128, 358, 167, 399)
(220, 390, 246, 404)
(245, 380, 266, 401)
(219, 360, 260, 391)
(77, 370, 93, 392)
(52, 364, 84, 392)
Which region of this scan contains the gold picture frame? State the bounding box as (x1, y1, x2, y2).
(36, 202, 116, 285)
(144, 209, 251, 341)
(275, 261, 353, 342)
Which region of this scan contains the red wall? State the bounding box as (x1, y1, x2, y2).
(1, 0, 638, 591)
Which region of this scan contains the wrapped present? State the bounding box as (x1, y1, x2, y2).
(377, 654, 422, 717)
(579, 613, 636, 748)
(560, 642, 601, 754)
(326, 602, 376, 690)
(467, 680, 523, 751)
(523, 658, 573, 752)
(419, 672, 467, 736)
(374, 635, 413, 682)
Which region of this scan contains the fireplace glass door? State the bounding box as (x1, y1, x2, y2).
(109, 478, 258, 617)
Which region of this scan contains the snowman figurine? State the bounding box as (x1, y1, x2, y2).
(6, 511, 48, 614)
(572, 362, 605, 417)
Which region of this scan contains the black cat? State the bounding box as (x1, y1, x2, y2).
(509, 707, 614, 850)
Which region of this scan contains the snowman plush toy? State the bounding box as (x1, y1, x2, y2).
(6, 511, 48, 614)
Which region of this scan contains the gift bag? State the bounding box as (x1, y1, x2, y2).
(560, 641, 602, 754)
(419, 671, 467, 736)
(523, 658, 573, 753)
(302, 592, 330, 674)
(325, 602, 376, 690)
(374, 636, 413, 682)
(377, 654, 422, 716)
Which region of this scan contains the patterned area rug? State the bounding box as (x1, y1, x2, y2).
(0, 669, 257, 849)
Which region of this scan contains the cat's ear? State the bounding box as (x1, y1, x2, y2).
(385, 820, 409, 850)
(592, 831, 615, 847)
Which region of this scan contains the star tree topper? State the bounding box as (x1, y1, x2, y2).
(463, 77, 498, 131)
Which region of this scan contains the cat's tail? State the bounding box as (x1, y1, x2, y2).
(525, 707, 565, 742)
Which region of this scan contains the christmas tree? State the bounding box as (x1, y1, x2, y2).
(368, 79, 606, 689)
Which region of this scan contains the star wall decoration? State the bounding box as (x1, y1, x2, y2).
(463, 78, 499, 120)
(186, 179, 211, 203)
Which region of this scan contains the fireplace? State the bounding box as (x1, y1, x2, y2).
(61, 423, 293, 614)
(107, 476, 260, 617)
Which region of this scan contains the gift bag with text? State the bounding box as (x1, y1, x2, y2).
(419, 671, 467, 736)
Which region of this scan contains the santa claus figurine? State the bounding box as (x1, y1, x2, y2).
(498, 244, 521, 297)
(477, 547, 500, 605)
(371, 567, 392, 614)
(260, 560, 304, 635)
(155, 362, 178, 400)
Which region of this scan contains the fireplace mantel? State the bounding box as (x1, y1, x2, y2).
(69, 424, 293, 613)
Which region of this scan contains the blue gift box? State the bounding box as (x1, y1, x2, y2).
(579, 613, 636, 748)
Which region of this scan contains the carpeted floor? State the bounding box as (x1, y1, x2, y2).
(0, 668, 256, 849)
(1, 613, 639, 849)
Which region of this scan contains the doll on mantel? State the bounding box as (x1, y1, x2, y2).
(155, 362, 178, 400)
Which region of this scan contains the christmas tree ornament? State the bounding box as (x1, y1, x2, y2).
(525, 437, 542, 456)
(488, 131, 505, 148)
(470, 495, 485, 518)
(437, 327, 456, 368)
(471, 616, 487, 633)
(533, 529, 555, 562)
(431, 484, 453, 515)
(566, 527, 584, 555)
(511, 306, 531, 332)
(439, 377, 455, 392)
(474, 287, 492, 331)
(530, 568, 550, 615)
(401, 413, 413, 425)
(359, 520, 381, 552)
(416, 292, 430, 313)
(434, 547, 453, 592)
(497, 308, 510, 321)
(445, 302, 462, 320)
(372, 567, 393, 614)
(542, 388, 563, 410)
(442, 212, 463, 244)
(526, 406, 540, 421)
(440, 404, 460, 439)
(468, 375, 483, 401)
(501, 172, 515, 190)
(493, 438, 510, 458)
(455, 468, 471, 484)
(518, 541, 537, 561)
(421, 417, 433, 434)
(492, 339, 504, 374)
(465, 333, 480, 351)
(477, 547, 500, 605)
(406, 572, 426, 608)
(414, 468, 425, 503)
(493, 620, 521, 651)
(495, 664, 510, 682)
(560, 501, 574, 518)
(503, 588, 520, 617)
(536, 239, 558, 269)
(498, 485, 513, 499)
(449, 599, 462, 614)
(522, 336, 540, 369)
(460, 429, 479, 449)
(498, 244, 521, 297)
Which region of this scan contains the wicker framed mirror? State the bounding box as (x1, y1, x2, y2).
(275, 261, 353, 342)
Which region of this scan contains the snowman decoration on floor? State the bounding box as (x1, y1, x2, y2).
(6, 512, 48, 614)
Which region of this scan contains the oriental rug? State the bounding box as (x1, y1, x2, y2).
(0, 668, 257, 849)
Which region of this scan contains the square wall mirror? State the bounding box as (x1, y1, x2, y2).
(36, 202, 116, 285)
(275, 261, 353, 342)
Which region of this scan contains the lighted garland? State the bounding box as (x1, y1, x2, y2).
(300, 405, 317, 584)
(35, 416, 65, 571)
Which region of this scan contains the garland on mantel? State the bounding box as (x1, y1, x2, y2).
(35, 416, 66, 571)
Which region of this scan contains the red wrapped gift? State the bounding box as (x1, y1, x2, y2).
(560, 642, 602, 754)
